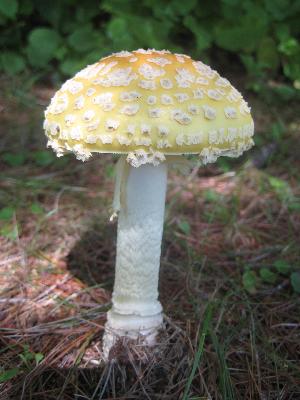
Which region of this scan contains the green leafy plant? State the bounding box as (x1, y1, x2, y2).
(290, 272, 300, 293)
(30, 203, 44, 215)
(243, 259, 299, 294)
(0, 206, 15, 220)
(242, 269, 258, 294)
(32, 150, 55, 167)
(18, 345, 44, 368)
(259, 267, 277, 284)
(178, 219, 191, 236)
(274, 259, 291, 275)
(0, 367, 20, 384)
(0, 345, 44, 383)
(0, 0, 299, 87)
(2, 152, 27, 167)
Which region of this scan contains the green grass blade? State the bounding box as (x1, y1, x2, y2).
(210, 330, 236, 400)
(182, 302, 213, 400)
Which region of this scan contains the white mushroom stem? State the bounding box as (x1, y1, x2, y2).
(103, 157, 168, 358)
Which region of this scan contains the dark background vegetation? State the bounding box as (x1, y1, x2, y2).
(0, 0, 300, 399)
(1, 0, 300, 88)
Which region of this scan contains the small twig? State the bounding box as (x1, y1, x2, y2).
(0, 256, 22, 266)
(34, 274, 71, 301)
(0, 298, 28, 303)
(271, 323, 300, 329)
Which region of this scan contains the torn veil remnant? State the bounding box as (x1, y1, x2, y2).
(43, 49, 254, 360)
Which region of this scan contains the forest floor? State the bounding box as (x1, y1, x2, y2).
(0, 75, 299, 400)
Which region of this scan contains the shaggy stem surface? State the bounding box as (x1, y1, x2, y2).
(103, 158, 168, 358)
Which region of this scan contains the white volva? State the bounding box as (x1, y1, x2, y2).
(103, 158, 168, 358)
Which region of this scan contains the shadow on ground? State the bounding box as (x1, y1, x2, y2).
(67, 223, 117, 289)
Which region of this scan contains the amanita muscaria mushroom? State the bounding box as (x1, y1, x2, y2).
(43, 49, 254, 358)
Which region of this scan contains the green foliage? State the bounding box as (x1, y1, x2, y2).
(242, 270, 258, 294)
(0, 206, 15, 220)
(0, 223, 19, 240)
(0, 0, 18, 19)
(0, 206, 19, 240)
(26, 28, 61, 67)
(30, 202, 44, 214)
(259, 267, 277, 284)
(0, 51, 25, 74)
(203, 189, 221, 203)
(274, 259, 291, 275)
(243, 260, 299, 294)
(268, 175, 294, 204)
(19, 344, 44, 368)
(0, 0, 299, 85)
(178, 219, 191, 236)
(32, 150, 55, 166)
(0, 367, 20, 383)
(0, 345, 44, 384)
(2, 152, 27, 166)
(290, 272, 300, 293)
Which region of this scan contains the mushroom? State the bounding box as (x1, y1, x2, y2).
(43, 49, 254, 359)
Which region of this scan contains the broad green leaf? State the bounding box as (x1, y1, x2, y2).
(75, 3, 100, 22)
(288, 200, 300, 212)
(26, 28, 61, 67)
(35, 353, 44, 364)
(214, 7, 268, 52)
(257, 37, 280, 70)
(164, 0, 198, 17)
(35, 0, 63, 27)
(0, 368, 20, 383)
(269, 176, 293, 203)
(274, 260, 291, 275)
(204, 189, 220, 203)
(0, 52, 25, 74)
(0, 223, 18, 240)
(86, 49, 107, 64)
(105, 164, 115, 179)
(259, 268, 277, 284)
(272, 84, 299, 100)
(290, 272, 300, 294)
(283, 55, 300, 81)
(240, 54, 265, 78)
(263, 0, 299, 21)
(68, 25, 104, 52)
(242, 270, 257, 294)
(32, 150, 55, 167)
(106, 17, 134, 49)
(278, 38, 299, 57)
(2, 152, 26, 166)
(178, 220, 191, 236)
(268, 176, 289, 191)
(217, 158, 232, 173)
(18, 0, 33, 16)
(54, 46, 68, 61)
(270, 122, 285, 140)
(60, 57, 88, 77)
(30, 203, 44, 215)
(184, 16, 212, 51)
(19, 352, 34, 363)
(0, 207, 14, 220)
(0, 0, 18, 19)
(275, 23, 290, 42)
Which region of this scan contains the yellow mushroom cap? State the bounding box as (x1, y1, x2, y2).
(44, 49, 254, 167)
